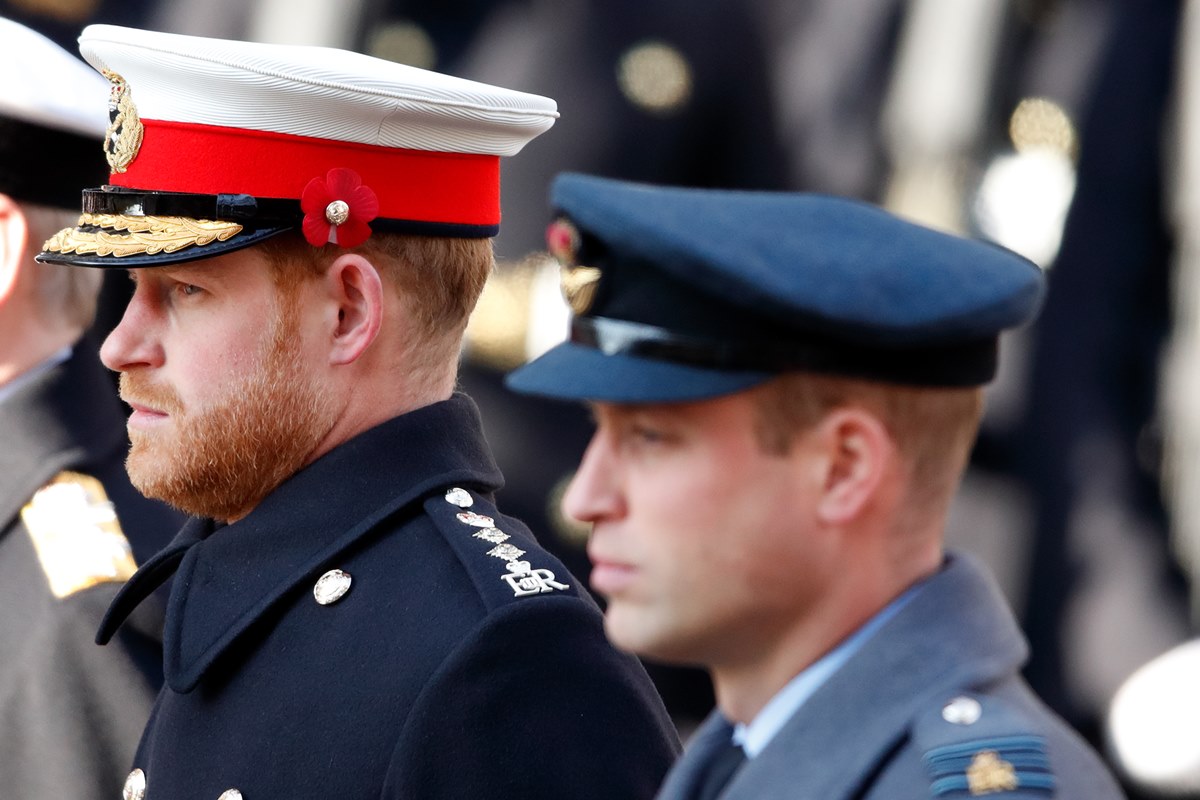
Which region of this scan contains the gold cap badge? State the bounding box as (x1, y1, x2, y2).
(102, 70, 144, 173)
(547, 218, 601, 316)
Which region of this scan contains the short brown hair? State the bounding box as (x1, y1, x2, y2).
(259, 230, 493, 371)
(754, 372, 984, 524)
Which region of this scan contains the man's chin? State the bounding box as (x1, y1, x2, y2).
(603, 608, 664, 657)
(125, 450, 182, 509)
(125, 445, 164, 491)
(604, 609, 709, 666)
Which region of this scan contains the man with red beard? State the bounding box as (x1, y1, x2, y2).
(38, 25, 678, 800)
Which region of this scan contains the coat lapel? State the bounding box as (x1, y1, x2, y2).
(656, 713, 740, 800)
(722, 555, 1027, 799)
(158, 394, 503, 693)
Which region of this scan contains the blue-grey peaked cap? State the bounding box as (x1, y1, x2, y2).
(506, 173, 1045, 403)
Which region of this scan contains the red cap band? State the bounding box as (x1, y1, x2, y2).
(109, 120, 501, 226)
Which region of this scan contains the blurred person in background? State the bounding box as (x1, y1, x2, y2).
(0, 16, 180, 799)
(508, 173, 1125, 800)
(763, 5, 1195, 787)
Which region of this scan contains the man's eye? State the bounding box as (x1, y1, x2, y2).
(631, 426, 667, 444)
(178, 283, 202, 296)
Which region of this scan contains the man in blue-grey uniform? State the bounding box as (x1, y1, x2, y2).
(507, 174, 1126, 799)
(0, 17, 182, 799)
(38, 25, 678, 800)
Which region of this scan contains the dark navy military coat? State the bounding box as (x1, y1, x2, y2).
(99, 394, 680, 799)
(656, 554, 1125, 800)
(0, 341, 180, 800)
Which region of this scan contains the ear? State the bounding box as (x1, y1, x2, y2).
(0, 193, 30, 306)
(322, 252, 384, 365)
(813, 407, 896, 526)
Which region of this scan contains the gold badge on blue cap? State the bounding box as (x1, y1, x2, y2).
(21, 472, 138, 598)
(548, 218, 601, 316)
(101, 70, 143, 173)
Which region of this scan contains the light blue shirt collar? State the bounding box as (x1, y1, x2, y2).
(732, 582, 923, 758)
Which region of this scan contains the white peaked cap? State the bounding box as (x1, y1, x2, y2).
(39, 24, 557, 267)
(78, 24, 557, 157)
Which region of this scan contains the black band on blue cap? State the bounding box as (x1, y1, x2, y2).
(571, 316, 999, 387)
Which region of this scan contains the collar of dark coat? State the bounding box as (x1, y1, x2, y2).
(696, 553, 1028, 800)
(0, 340, 126, 527)
(96, 393, 503, 693)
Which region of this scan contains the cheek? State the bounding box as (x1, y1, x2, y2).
(621, 464, 755, 583)
(165, 328, 262, 407)
(667, 458, 811, 584)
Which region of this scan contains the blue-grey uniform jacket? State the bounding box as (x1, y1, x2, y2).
(0, 342, 180, 800)
(656, 554, 1125, 800)
(98, 393, 680, 799)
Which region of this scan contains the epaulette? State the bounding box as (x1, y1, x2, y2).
(423, 485, 580, 612)
(20, 471, 138, 599)
(914, 693, 1056, 798)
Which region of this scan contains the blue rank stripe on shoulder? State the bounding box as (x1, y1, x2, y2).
(924, 735, 1055, 797)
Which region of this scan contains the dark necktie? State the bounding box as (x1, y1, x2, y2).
(693, 737, 747, 800)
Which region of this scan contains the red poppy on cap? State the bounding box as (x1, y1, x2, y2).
(301, 168, 379, 248)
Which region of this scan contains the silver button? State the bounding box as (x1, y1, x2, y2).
(313, 569, 352, 605)
(444, 487, 473, 507)
(456, 511, 495, 528)
(218, 791, 244, 800)
(123, 769, 146, 800)
(942, 696, 982, 725)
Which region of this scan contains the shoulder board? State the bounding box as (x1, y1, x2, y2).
(423, 485, 581, 612)
(20, 471, 139, 599)
(914, 693, 1056, 798)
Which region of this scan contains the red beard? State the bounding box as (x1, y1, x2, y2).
(120, 298, 336, 522)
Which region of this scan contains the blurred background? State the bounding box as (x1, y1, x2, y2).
(7, 0, 1199, 794)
